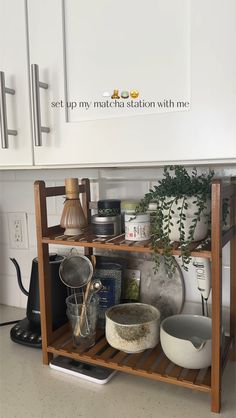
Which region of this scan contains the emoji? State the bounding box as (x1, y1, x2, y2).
(130, 90, 139, 99)
(103, 91, 110, 98)
(121, 91, 129, 99)
(111, 90, 120, 99)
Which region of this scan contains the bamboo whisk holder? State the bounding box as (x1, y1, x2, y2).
(60, 178, 87, 235)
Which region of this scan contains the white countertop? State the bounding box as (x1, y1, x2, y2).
(0, 305, 235, 418)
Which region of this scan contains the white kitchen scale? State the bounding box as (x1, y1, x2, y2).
(50, 356, 117, 384)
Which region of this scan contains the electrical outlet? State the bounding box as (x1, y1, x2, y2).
(8, 212, 29, 249)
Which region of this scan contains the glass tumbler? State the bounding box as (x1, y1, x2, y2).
(66, 293, 99, 349)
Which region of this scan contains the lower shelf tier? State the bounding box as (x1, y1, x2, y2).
(47, 332, 231, 393)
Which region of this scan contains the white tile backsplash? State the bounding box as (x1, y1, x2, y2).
(27, 214, 37, 247)
(99, 167, 164, 181)
(0, 164, 235, 309)
(0, 171, 16, 181)
(48, 214, 61, 228)
(222, 242, 230, 267)
(55, 189, 65, 217)
(0, 214, 10, 245)
(46, 192, 56, 215)
(90, 181, 99, 203)
(0, 274, 21, 307)
(222, 266, 230, 307)
(1, 181, 36, 213)
(0, 245, 37, 277)
(99, 179, 149, 200)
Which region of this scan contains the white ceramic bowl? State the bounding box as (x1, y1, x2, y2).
(160, 314, 212, 369)
(105, 303, 160, 353)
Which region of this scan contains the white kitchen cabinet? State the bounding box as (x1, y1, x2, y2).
(27, 0, 236, 167)
(64, 0, 190, 122)
(0, 0, 33, 167)
(1, 0, 235, 168)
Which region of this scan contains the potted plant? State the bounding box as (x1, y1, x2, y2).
(136, 165, 215, 272)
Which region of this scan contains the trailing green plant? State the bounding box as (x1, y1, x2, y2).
(136, 165, 216, 272)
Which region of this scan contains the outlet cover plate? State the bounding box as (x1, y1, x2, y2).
(7, 212, 29, 249)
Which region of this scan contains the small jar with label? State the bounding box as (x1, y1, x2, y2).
(125, 213, 150, 241)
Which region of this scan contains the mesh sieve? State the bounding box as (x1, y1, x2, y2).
(59, 254, 93, 289)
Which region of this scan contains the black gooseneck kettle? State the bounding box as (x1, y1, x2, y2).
(10, 254, 68, 348)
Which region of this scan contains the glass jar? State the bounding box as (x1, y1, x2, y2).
(120, 200, 139, 232)
(66, 293, 99, 348)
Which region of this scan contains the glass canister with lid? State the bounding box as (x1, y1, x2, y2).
(120, 200, 139, 232)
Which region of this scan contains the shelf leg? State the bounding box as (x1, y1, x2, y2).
(38, 243, 54, 365)
(230, 183, 236, 361)
(211, 181, 222, 413)
(34, 181, 54, 365)
(42, 350, 53, 365)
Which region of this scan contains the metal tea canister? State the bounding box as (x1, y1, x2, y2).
(92, 199, 121, 237)
(91, 214, 121, 237)
(125, 213, 151, 241)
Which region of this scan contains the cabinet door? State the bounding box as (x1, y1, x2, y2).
(28, 0, 236, 166)
(0, 0, 33, 167)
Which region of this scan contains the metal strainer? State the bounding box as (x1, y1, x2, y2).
(59, 254, 93, 289)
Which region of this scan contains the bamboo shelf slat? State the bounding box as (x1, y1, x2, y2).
(47, 332, 231, 394)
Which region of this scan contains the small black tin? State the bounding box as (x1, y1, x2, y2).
(97, 199, 121, 217)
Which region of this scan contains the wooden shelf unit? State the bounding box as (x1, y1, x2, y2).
(34, 178, 236, 414)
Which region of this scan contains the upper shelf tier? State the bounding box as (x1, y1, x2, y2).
(42, 225, 224, 258)
(37, 178, 235, 259)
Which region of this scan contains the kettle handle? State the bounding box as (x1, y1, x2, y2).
(10, 258, 29, 296)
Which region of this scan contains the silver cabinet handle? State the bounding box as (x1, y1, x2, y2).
(31, 64, 50, 147)
(0, 71, 17, 149)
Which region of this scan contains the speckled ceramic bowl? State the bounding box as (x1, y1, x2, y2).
(105, 303, 160, 353)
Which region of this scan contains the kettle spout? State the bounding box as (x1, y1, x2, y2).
(189, 336, 206, 351)
(10, 258, 29, 296)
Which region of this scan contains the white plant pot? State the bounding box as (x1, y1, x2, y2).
(162, 196, 210, 242)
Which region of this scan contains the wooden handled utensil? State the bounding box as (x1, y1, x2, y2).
(75, 255, 97, 338)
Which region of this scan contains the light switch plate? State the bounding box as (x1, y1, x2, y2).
(7, 212, 29, 249)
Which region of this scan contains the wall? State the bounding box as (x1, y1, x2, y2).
(0, 164, 235, 311)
